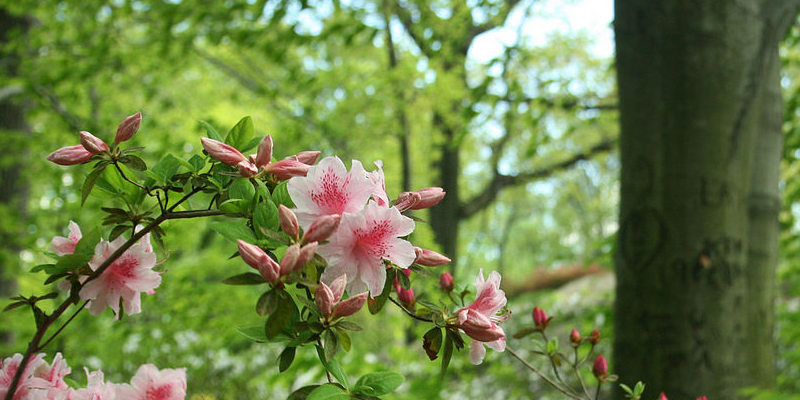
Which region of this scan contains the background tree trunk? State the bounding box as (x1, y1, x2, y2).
(613, 0, 797, 397)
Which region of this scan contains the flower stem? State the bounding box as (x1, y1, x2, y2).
(506, 347, 585, 400)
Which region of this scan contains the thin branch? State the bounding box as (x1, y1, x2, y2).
(32, 86, 84, 132)
(506, 347, 585, 400)
(459, 138, 616, 219)
(38, 301, 88, 351)
(388, 296, 434, 323)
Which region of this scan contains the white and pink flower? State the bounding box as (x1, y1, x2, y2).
(0, 353, 70, 400)
(115, 364, 186, 400)
(456, 270, 509, 365)
(51, 221, 82, 256)
(79, 232, 160, 319)
(287, 156, 374, 229)
(318, 202, 415, 296)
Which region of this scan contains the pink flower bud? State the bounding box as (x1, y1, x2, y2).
(47, 144, 93, 165)
(394, 192, 421, 212)
(279, 205, 299, 238)
(237, 240, 279, 282)
(315, 281, 335, 318)
(458, 308, 506, 342)
(265, 159, 310, 180)
(115, 112, 142, 144)
(398, 187, 445, 210)
(280, 244, 300, 276)
(79, 131, 109, 154)
(589, 328, 601, 345)
(329, 274, 346, 303)
(286, 150, 321, 165)
(255, 135, 273, 169)
(592, 355, 608, 381)
(439, 272, 454, 292)
(201, 137, 247, 165)
(570, 328, 582, 345)
(657, 393, 668, 400)
(414, 247, 451, 266)
(533, 307, 552, 331)
(295, 242, 317, 271)
(302, 214, 341, 243)
(237, 160, 258, 177)
(696, 397, 707, 400)
(397, 287, 415, 306)
(331, 292, 368, 319)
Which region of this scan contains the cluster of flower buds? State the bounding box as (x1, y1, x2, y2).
(394, 187, 446, 212)
(237, 240, 316, 283)
(201, 135, 320, 180)
(47, 112, 142, 165)
(314, 274, 368, 321)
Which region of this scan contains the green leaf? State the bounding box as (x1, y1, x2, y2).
(30, 264, 55, 273)
(3, 301, 26, 312)
(253, 199, 280, 234)
(397, 268, 411, 289)
(367, 271, 393, 314)
(423, 327, 443, 360)
(278, 346, 296, 372)
(334, 320, 362, 331)
(323, 329, 339, 361)
(335, 327, 351, 352)
(219, 199, 250, 214)
(225, 116, 254, 150)
(256, 290, 278, 317)
(326, 358, 349, 389)
(187, 154, 206, 172)
(353, 371, 404, 397)
(147, 154, 182, 184)
(265, 289, 297, 339)
(222, 272, 265, 285)
(236, 325, 268, 342)
(272, 181, 295, 208)
(119, 155, 147, 171)
(288, 385, 319, 400)
(513, 327, 536, 339)
(307, 384, 348, 400)
(199, 120, 223, 142)
(441, 329, 455, 377)
(228, 178, 256, 201)
(208, 221, 256, 243)
(81, 166, 106, 205)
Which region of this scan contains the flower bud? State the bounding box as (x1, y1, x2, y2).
(398, 187, 445, 210)
(265, 159, 310, 180)
(569, 328, 582, 345)
(414, 247, 451, 266)
(439, 272, 454, 292)
(302, 214, 341, 243)
(315, 282, 335, 318)
(397, 287, 415, 306)
(589, 328, 601, 345)
(79, 131, 109, 154)
(115, 112, 142, 143)
(533, 307, 551, 330)
(47, 145, 93, 165)
(394, 192, 421, 212)
(237, 160, 258, 177)
(696, 397, 707, 400)
(592, 355, 608, 381)
(286, 150, 321, 165)
(657, 393, 668, 400)
(331, 292, 368, 319)
(237, 240, 280, 282)
(329, 274, 346, 303)
(279, 244, 300, 276)
(255, 135, 273, 169)
(295, 242, 317, 271)
(201, 137, 247, 165)
(458, 309, 505, 342)
(279, 205, 299, 238)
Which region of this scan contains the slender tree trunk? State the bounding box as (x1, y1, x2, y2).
(430, 113, 461, 270)
(613, 0, 796, 397)
(0, 7, 31, 346)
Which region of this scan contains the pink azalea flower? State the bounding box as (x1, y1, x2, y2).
(318, 202, 416, 296)
(0, 353, 62, 400)
(79, 232, 160, 319)
(51, 221, 82, 256)
(287, 156, 374, 229)
(456, 270, 508, 365)
(116, 364, 186, 400)
(60, 369, 117, 400)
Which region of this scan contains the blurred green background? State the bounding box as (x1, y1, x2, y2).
(0, 0, 798, 398)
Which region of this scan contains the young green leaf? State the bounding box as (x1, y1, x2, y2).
(199, 120, 223, 142)
(278, 346, 296, 372)
(222, 272, 265, 285)
(353, 371, 404, 397)
(306, 384, 348, 400)
(225, 116, 254, 150)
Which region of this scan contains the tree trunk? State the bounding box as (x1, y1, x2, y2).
(0, 7, 31, 346)
(430, 113, 461, 270)
(613, 0, 796, 397)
